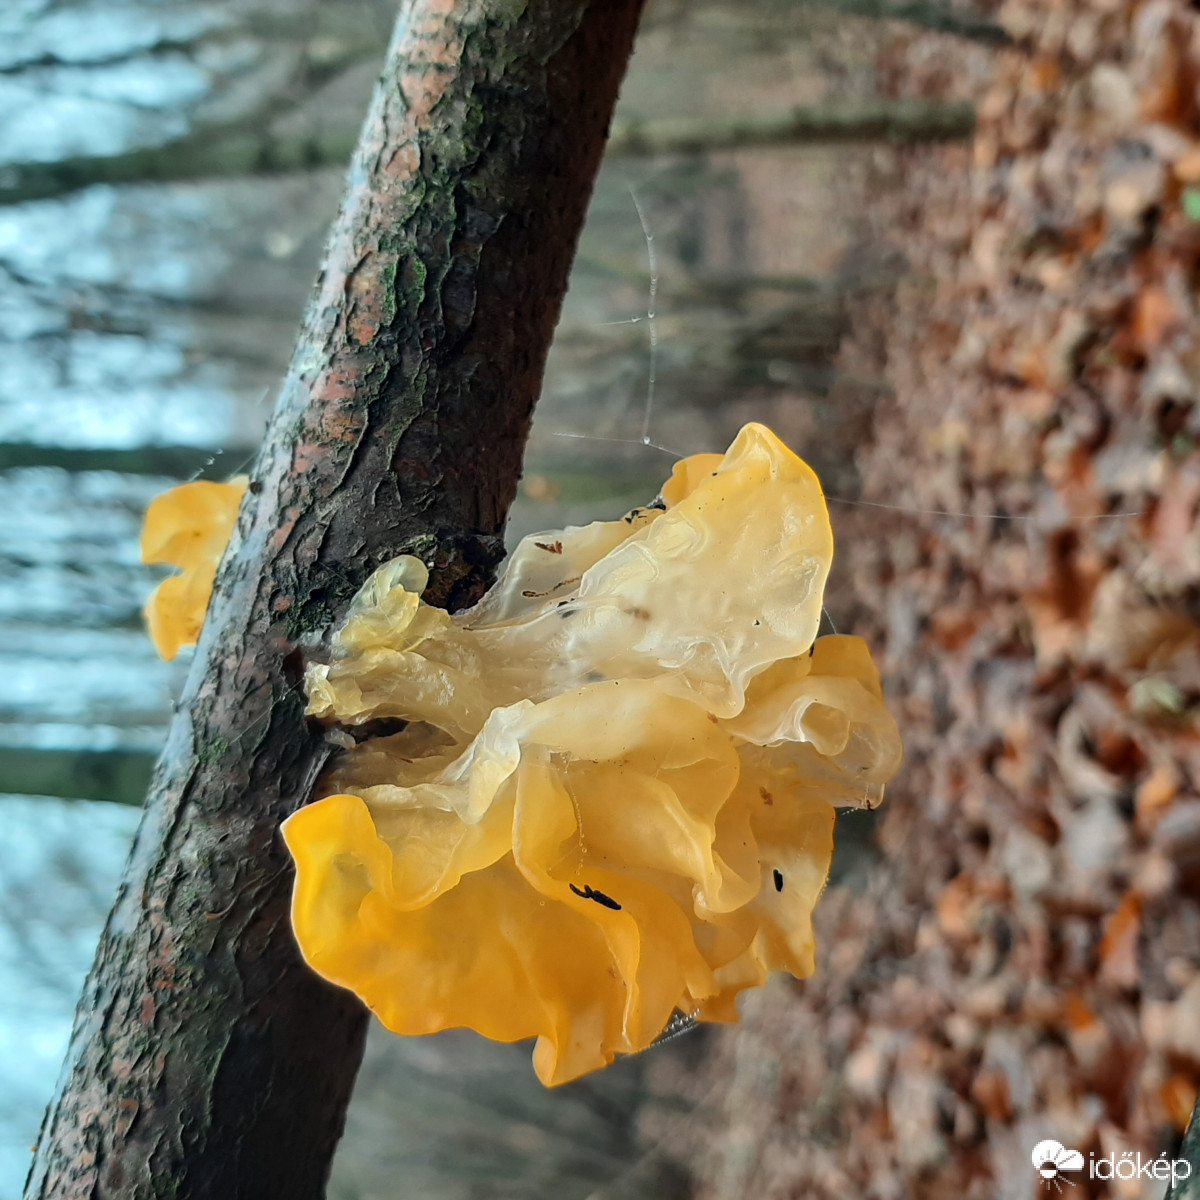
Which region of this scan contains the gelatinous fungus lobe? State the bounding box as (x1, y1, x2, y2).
(140, 478, 248, 660)
(274, 423, 902, 1085)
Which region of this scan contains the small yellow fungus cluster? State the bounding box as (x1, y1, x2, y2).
(141, 478, 247, 660)
(283, 423, 902, 1085)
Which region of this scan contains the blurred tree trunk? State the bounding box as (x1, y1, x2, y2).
(24, 1, 646, 1197)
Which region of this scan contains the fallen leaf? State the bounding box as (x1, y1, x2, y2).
(1098, 890, 1141, 991)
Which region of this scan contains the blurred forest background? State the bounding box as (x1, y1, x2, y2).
(5, 0, 1200, 1197)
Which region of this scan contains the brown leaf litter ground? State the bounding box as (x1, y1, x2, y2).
(632, 3, 1200, 1197)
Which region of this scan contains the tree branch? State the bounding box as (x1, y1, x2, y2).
(800, 0, 1009, 43)
(0, 443, 258, 477)
(24, 1, 646, 1196)
(0, 123, 361, 206)
(0, 99, 974, 207)
(0, 748, 154, 807)
(608, 98, 975, 156)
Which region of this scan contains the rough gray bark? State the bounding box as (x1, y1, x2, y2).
(24, 1, 646, 1197)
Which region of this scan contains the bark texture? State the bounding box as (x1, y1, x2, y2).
(24, 1, 646, 1197)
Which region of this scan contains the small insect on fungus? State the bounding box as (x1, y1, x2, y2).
(569, 883, 623, 911)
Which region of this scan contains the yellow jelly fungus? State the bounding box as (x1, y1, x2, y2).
(282, 423, 902, 1085)
(141, 478, 248, 660)
(660, 450, 723, 506)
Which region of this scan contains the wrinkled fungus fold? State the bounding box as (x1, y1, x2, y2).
(141, 477, 248, 660)
(282, 422, 902, 1085)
